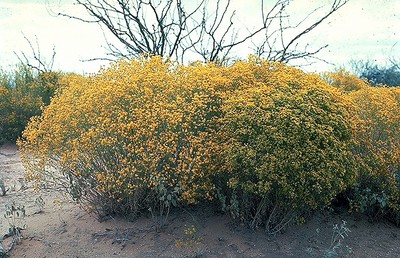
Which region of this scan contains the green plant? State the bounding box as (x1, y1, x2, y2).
(0, 202, 26, 257)
(4, 201, 26, 240)
(1, 201, 27, 256)
(34, 195, 45, 213)
(0, 243, 4, 258)
(307, 220, 352, 258)
(0, 177, 7, 196)
(149, 178, 182, 231)
(326, 221, 352, 257)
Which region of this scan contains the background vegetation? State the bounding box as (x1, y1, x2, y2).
(0, 65, 61, 144)
(350, 60, 400, 86)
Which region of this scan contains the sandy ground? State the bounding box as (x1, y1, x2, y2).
(0, 143, 399, 258)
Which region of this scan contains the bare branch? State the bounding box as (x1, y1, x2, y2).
(14, 33, 56, 73)
(254, 0, 349, 65)
(58, 0, 349, 65)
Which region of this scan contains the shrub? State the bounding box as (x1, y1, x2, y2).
(324, 70, 400, 225)
(0, 65, 61, 143)
(19, 57, 227, 219)
(348, 87, 400, 224)
(321, 69, 369, 93)
(214, 61, 358, 233)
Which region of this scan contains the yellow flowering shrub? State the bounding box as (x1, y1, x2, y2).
(215, 61, 358, 232)
(324, 69, 400, 224)
(349, 86, 400, 224)
(322, 69, 369, 92)
(19, 57, 228, 218)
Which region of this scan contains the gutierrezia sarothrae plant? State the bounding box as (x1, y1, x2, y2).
(19, 57, 228, 218)
(321, 69, 369, 92)
(213, 60, 359, 233)
(349, 86, 400, 223)
(323, 69, 400, 224)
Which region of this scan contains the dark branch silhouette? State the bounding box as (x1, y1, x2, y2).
(253, 0, 348, 64)
(14, 33, 56, 73)
(58, 0, 349, 64)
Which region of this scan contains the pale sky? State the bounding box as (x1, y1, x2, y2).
(0, 0, 399, 74)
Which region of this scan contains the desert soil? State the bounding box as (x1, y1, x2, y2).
(0, 143, 399, 258)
